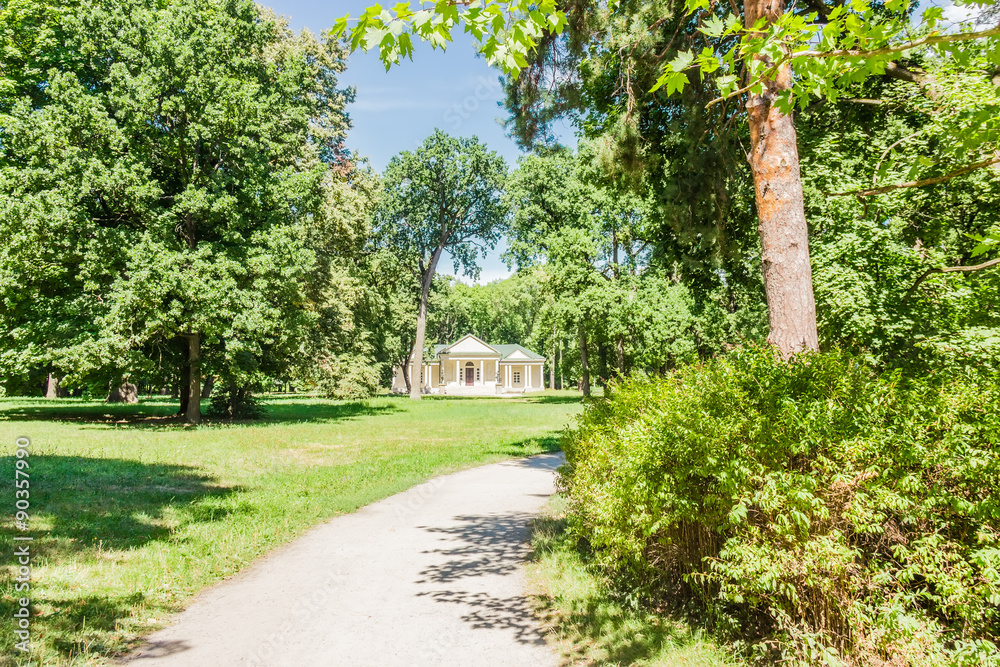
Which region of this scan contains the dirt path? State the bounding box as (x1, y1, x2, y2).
(126, 453, 563, 666)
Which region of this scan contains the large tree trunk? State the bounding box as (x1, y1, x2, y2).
(185, 333, 201, 424)
(401, 360, 411, 394)
(410, 251, 443, 401)
(410, 282, 430, 401)
(745, 0, 819, 358)
(45, 373, 59, 399)
(578, 322, 591, 398)
(107, 382, 138, 404)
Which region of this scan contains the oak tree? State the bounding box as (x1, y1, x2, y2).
(374, 131, 508, 399)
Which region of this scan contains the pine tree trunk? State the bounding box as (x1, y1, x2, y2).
(745, 0, 819, 358)
(185, 333, 201, 424)
(578, 322, 591, 398)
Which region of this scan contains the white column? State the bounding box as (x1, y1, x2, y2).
(527, 364, 532, 390)
(455, 359, 460, 385)
(479, 359, 484, 385)
(504, 364, 509, 388)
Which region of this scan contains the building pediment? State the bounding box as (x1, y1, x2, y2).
(440, 334, 500, 357)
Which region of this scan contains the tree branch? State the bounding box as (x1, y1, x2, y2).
(904, 257, 1000, 301)
(797, 24, 1000, 59)
(829, 157, 1000, 197)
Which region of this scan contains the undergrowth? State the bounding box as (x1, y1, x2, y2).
(560, 347, 1000, 665)
(528, 495, 738, 666)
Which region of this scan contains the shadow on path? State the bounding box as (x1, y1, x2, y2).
(417, 512, 548, 647)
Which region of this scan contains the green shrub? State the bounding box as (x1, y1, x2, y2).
(561, 347, 1000, 665)
(207, 385, 264, 420)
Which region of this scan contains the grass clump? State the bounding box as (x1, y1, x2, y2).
(528, 495, 738, 666)
(560, 347, 1000, 665)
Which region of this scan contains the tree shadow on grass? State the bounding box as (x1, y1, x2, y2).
(0, 455, 242, 661)
(0, 455, 239, 556)
(259, 398, 399, 425)
(528, 513, 727, 667)
(523, 394, 588, 405)
(0, 397, 399, 429)
(422, 393, 586, 405)
(488, 435, 563, 458)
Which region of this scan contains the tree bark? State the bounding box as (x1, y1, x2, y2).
(108, 382, 138, 404)
(410, 280, 430, 400)
(45, 373, 59, 399)
(201, 374, 214, 399)
(410, 250, 443, 400)
(185, 333, 201, 424)
(745, 0, 819, 358)
(578, 322, 591, 398)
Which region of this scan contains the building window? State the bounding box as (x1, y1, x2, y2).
(513, 371, 521, 384)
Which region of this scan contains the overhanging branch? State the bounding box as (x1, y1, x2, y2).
(797, 25, 1000, 59)
(904, 257, 1000, 301)
(829, 157, 1000, 197)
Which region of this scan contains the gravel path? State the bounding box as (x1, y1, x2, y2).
(125, 453, 563, 667)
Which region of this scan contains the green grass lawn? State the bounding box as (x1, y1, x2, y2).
(527, 496, 740, 667)
(0, 391, 584, 665)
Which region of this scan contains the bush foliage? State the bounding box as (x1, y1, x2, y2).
(561, 347, 1000, 665)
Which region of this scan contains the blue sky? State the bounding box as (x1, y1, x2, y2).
(260, 1, 573, 283)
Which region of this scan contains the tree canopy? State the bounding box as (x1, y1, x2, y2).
(0, 0, 359, 421)
(374, 130, 508, 398)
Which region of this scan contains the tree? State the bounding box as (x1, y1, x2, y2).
(506, 144, 667, 393)
(341, 0, 1000, 358)
(374, 131, 508, 399)
(428, 271, 542, 346)
(0, 0, 356, 421)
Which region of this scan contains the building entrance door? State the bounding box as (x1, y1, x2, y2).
(465, 367, 474, 386)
